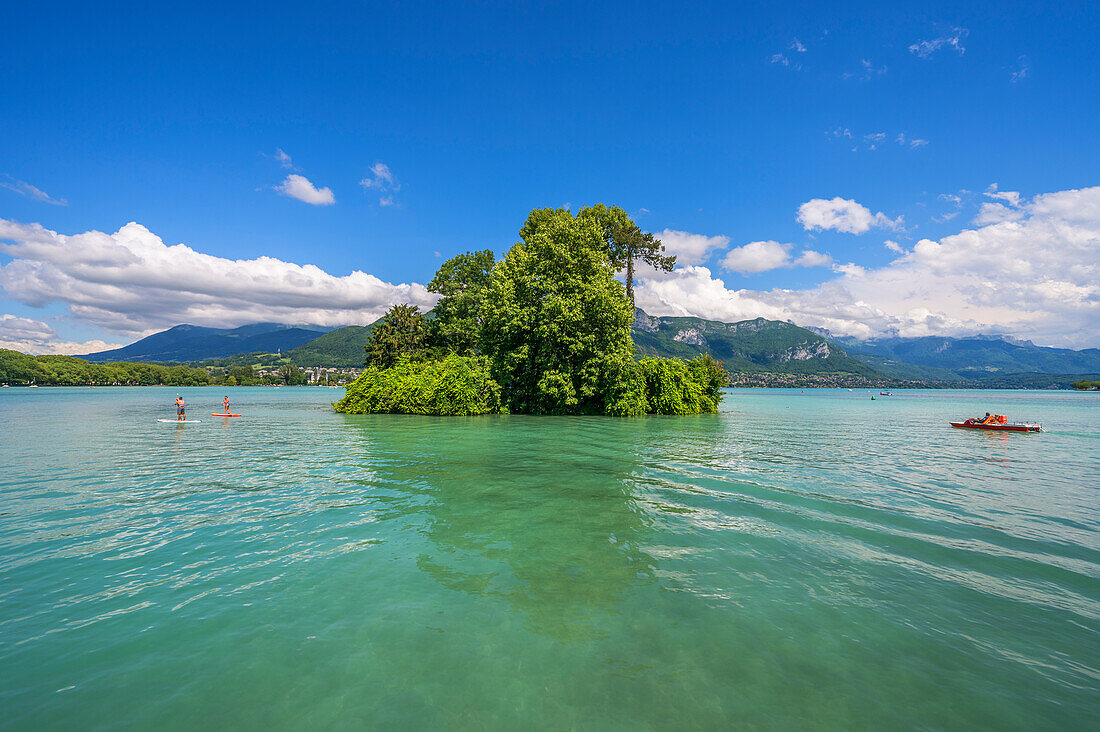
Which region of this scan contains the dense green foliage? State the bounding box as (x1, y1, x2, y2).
(578, 204, 675, 305)
(1071, 380, 1100, 390)
(334, 355, 502, 415)
(365, 304, 430, 367)
(335, 206, 724, 416)
(428, 250, 496, 354)
(637, 355, 727, 414)
(278, 363, 306, 385)
(480, 207, 642, 415)
(0, 349, 211, 386)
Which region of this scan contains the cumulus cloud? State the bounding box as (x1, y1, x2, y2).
(361, 163, 400, 206)
(884, 240, 906, 254)
(909, 28, 968, 59)
(0, 314, 123, 355)
(636, 186, 1100, 348)
(797, 197, 903, 234)
(794, 249, 833, 267)
(974, 184, 1026, 224)
(721, 241, 792, 273)
(0, 219, 438, 339)
(1, 177, 68, 206)
(655, 229, 729, 266)
(275, 174, 335, 205)
(720, 241, 832, 274)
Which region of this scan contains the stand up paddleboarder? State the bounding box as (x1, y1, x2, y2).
(175, 394, 186, 421)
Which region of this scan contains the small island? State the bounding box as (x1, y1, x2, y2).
(335, 205, 726, 416)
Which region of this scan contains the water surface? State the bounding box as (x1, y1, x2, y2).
(1, 387, 1097, 729)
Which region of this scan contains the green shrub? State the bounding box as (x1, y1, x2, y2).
(638, 355, 727, 414)
(334, 354, 503, 416)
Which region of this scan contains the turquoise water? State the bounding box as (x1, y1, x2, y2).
(1, 386, 1097, 729)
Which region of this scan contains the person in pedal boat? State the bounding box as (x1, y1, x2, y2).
(223, 395, 230, 414)
(175, 394, 185, 421)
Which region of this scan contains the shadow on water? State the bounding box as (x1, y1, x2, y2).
(337, 413, 699, 643)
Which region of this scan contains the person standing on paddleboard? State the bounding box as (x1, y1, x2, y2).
(223, 395, 230, 415)
(175, 394, 185, 421)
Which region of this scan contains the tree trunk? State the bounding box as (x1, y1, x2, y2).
(626, 255, 635, 308)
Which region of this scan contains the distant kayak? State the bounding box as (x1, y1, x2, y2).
(950, 421, 1041, 433)
(211, 413, 242, 417)
(158, 419, 201, 423)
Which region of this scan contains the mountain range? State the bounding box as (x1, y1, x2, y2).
(809, 330, 1100, 381)
(82, 323, 330, 363)
(79, 313, 1100, 387)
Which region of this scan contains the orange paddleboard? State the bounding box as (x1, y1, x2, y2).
(211, 413, 242, 417)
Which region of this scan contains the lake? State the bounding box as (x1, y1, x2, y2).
(1, 386, 1097, 729)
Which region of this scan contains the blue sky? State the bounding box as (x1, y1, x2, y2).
(1, 0, 1098, 350)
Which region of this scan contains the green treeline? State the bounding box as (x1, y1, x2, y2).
(335, 205, 727, 416)
(0, 349, 212, 386)
(1071, 380, 1100, 390)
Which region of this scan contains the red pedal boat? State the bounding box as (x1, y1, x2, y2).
(950, 419, 1042, 432)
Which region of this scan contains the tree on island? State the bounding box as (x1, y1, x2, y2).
(427, 249, 496, 355)
(365, 303, 430, 368)
(578, 204, 675, 306)
(335, 204, 724, 417)
(481, 207, 646, 415)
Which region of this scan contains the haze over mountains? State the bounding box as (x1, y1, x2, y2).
(78, 313, 1100, 387)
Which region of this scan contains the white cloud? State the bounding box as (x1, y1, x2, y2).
(0, 219, 438, 338)
(275, 174, 335, 205)
(974, 203, 1024, 225)
(985, 183, 1021, 207)
(884, 240, 906, 254)
(720, 241, 832, 274)
(1, 177, 67, 206)
(636, 186, 1100, 348)
(790, 39, 807, 53)
(655, 229, 729, 266)
(896, 133, 929, 149)
(770, 53, 791, 67)
(830, 130, 927, 152)
(795, 249, 833, 267)
(0, 314, 123, 355)
(360, 163, 400, 206)
(864, 132, 887, 149)
(274, 148, 294, 169)
(721, 241, 792, 273)
(860, 59, 887, 78)
(974, 184, 1026, 225)
(1011, 56, 1030, 83)
(797, 197, 903, 234)
(909, 28, 968, 59)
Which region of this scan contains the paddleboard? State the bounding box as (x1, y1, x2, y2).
(211, 413, 242, 417)
(158, 419, 201, 423)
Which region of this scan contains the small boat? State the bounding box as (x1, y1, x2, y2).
(879, 391, 893, 396)
(950, 420, 1042, 433)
